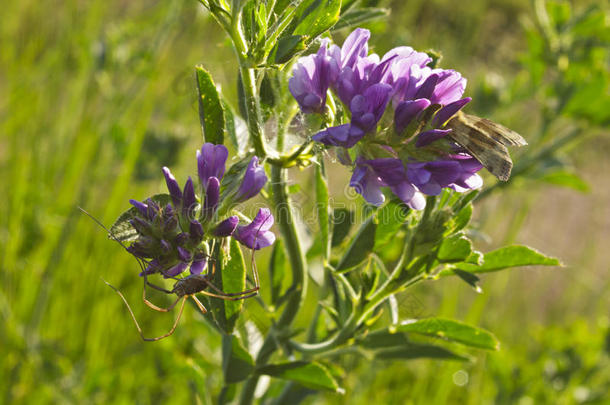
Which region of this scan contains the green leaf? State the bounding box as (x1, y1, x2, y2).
(222, 100, 248, 156)
(539, 170, 590, 192)
(448, 245, 562, 274)
(374, 201, 409, 250)
(109, 194, 172, 243)
(222, 334, 254, 384)
(397, 318, 499, 350)
(330, 208, 354, 247)
(256, 361, 341, 392)
(315, 164, 330, 258)
(272, 35, 308, 64)
(374, 344, 468, 362)
(269, 239, 288, 305)
(335, 216, 376, 272)
(209, 239, 247, 334)
(293, 0, 342, 38)
(437, 233, 473, 263)
(449, 202, 473, 233)
(195, 66, 225, 145)
(452, 269, 482, 293)
(333, 7, 389, 31)
(358, 329, 411, 349)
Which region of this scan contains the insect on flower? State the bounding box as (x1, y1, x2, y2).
(79, 207, 262, 341)
(445, 111, 527, 181)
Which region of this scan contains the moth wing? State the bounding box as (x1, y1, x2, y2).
(461, 113, 527, 147)
(447, 114, 515, 181)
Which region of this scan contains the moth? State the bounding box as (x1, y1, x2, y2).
(446, 111, 527, 181)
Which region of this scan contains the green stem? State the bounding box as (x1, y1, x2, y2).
(239, 65, 267, 158)
(238, 165, 308, 405)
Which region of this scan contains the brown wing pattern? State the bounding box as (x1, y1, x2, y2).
(446, 112, 526, 181)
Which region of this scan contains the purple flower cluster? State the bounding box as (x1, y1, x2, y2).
(128, 143, 275, 278)
(289, 28, 483, 209)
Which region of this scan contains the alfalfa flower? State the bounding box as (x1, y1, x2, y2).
(124, 143, 274, 278)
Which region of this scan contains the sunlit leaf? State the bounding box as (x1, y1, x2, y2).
(333, 7, 389, 31)
(374, 200, 409, 249)
(209, 239, 247, 334)
(397, 318, 499, 350)
(256, 361, 341, 392)
(196, 66, 225, 145)
(437, 233, 473, 263)
(448, 245, 562, 274)
(293, 0, 342, 38)
(315, 164, 330, 258)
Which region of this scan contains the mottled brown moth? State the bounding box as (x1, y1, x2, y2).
(446, 111, 527, 181)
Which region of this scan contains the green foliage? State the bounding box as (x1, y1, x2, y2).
(335, 216, 376, 271)
(445, 245, 561, 275)
(209, 238, 248, 334)
(2, 0, 607, 404)
(222, 334, 255, 383)
(256, 361, 341, 392)
(395, 318, 499, 350)
(196, 66, 225, 145)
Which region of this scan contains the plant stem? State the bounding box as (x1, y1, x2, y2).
(239, 66, 267, 158)
(238, 165, 308, 405)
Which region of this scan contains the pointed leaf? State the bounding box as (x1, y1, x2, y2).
(397, 318, 499, 350)
(333, 7, 389, 31)
(331, 208, 354, 247)
(446, 245, 562, 274)
(269, 239, 288, 305)
(374, 201, 409, 250)
(437, 233, 473, 263)
(273, 35, 308, 64)
(256, 361, 341, 392)
(335, 216, 376, 272)
(209, 238, 247, 334)
(293, 0, 342, 38)
(315, 164, 330, 258)
(452, 269, 482, 293)
(375, 344, 468, 361)
(196, 66, 225, 145)
(222, 334, 254, 384)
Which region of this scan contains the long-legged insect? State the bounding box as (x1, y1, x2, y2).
(79, 207, 261, 341)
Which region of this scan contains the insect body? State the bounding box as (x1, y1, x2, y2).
(446, 111, 527, 181)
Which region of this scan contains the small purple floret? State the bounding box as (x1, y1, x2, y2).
(234, 208, 276, 250)
(162, 167, 183, 208)
(197, 143, 228, 190)
(235, 156, 267, 203)
(312, 124, 365, 148)
(213, 216, 239, 237)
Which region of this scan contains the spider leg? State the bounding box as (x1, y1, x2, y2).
(198, 288, 259, 301)
(204, 278, 260, 298)
(104, 279, 186, 341)
(190, 295, 208, 315)
(141, 264, 178, 312)
(142, 296, 187, 342)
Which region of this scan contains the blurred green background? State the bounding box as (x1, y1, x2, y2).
(1, 0, 608, 403)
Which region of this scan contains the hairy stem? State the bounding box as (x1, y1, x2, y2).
(239, 66, 267, 158)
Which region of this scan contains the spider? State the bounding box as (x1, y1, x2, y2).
(80, 207, 260, 341)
